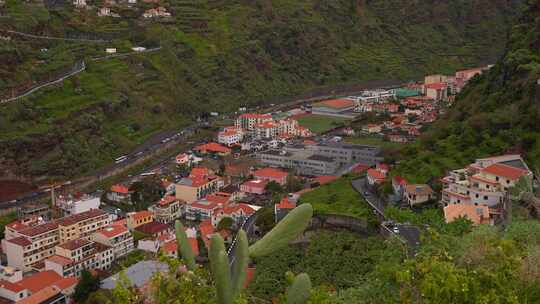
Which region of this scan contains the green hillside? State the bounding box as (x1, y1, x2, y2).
(0, 0, 522, 178)
(396, 1, 540, 184)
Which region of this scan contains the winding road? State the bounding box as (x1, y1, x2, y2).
(0, 29, 109, 43)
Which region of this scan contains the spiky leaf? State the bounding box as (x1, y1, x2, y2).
(249, 203, 313, 258)
(175, 220, 196, 271)
(209, 235, 233, 304)
(285, 273, 312, 304)
(231, 230, 249, 296)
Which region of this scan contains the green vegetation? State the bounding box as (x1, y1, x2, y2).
(73, 270, 101, 303)
(395, 2, 540, 183)
(0, 212, 17, 239)
(0, 0, 521, 179)
(345, 135, 403, 150)
(110, 249, 146, 274)
(296, 114, 348, 134)
(299, 175, 375, 222)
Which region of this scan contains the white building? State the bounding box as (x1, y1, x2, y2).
(218, 128, 243, 146)
(45, 239, 113, 277)
(56, 194, 100, 216)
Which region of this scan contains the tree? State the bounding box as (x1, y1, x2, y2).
(286, 174, 304, 192)
(265, 181, 284, 194)
(217, 217, 234, 231)
(255, 207, 275, 234)
(73, 270, 100, 303)
(130, 176, 164, 210)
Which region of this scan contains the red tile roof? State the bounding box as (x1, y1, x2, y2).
(392, 176, 408, 186)
(19, 222, 58, 237)
(313, 99, 353, 109)
(111, 184, 130, 194)
(276, 197, 296, 210)
(18, 270, 63, 294)
(158, 195, 178, 206)
(5, 221, 28, 231)
(135, 221, 170, 235)
(351, 163, 369, 173)
(482, 163, 528, 180)
(162, 238, 199, 257)
(367, 168, 386, 181)
(46, 255, 73, 266)
(190, 167, 209, 178)
(130, 210, 153, 221)
(253, 167, 288, 179)
(195, 142, 231, 154)
(0, 279, 25, 292)
(7, 236, 32, 246)
(443, 204, 490, 225)
(18, 286, 61, 304)
(96, 224, 129, 238)
(58, 238, 92, 251)
(56, 209, 107, 227)
(54, 276, 79, 291)
(206, 194, 230, 206)
(243, 267, 256, 289)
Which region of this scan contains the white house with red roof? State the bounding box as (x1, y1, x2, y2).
(185, 194, 231, 221)
(253, 167, 289, 185)
(176, 167, 223, 203)
(218, 128, 244, 146)
(211, 203, 257, 228)
(274, 197, 296, 222)
(424, 82, 448, 101)
(92, 224, 134, 259)
(441, 155, 531, 208)
(392, 176, 408, 200)
(194, 142, 231, 156)
(107, 184, 132, 204)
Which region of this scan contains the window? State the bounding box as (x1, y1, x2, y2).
(484, 196, 488, 200)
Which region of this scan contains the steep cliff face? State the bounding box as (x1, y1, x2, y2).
(0, 0, 522, 178)
(398, 2, 540, 183)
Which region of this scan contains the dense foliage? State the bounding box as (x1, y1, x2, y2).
(0, 0, 522, 178)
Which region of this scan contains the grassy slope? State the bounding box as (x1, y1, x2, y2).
(0, 0, 522, 178)
(299, 175, 375, 222)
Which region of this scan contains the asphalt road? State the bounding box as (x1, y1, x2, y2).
(351, 177, 421, 248)
(228, 213, 258, 269)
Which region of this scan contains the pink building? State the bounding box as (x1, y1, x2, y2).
(252, 167, 289, 185)
(240, 180, 268, 195)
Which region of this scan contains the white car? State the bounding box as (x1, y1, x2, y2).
(392, 227, 399, 234)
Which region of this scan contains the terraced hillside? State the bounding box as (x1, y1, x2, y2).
(0, 0, 522, 179)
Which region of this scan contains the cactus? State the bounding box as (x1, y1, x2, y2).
(248, 203, 313, 258)
(209, 234, 233, 304)
(175, 220, 197, 271)
(285, 273, 312, 304)
(176, 203, 313, 304)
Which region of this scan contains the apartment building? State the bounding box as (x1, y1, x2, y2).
(56, 209, 111, 243)
(176, 169, 223, 203)
(235, 113, 273, 131)
(441, 155, 531, 208)
(3, 222, 59, 272)
(44, 239, 113, 277)
(211, 203, 256, 228)
(218, 127, 244, 146)
(185, 194, 231, 221)
(92, 224, 134, 259)
(258, 149, 339, 176)
(149, 195, 183, 224)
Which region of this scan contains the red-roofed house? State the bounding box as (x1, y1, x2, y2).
(107, 184, 132, 204)
(135, 221, 172, 238)
(194, 142, 231, 156)
(211, 203, 256, 228)
(240, 180, 268, 195)
(176, 170, 223, 203)
(392, 176, 408, 200)
(218, 128, 244, 146)
(17, 286, 64, 304)
(127, 210, 154, 230)
(351, 163, 369, 174)
(161, 238, 199, 258)
(424, 82, 448, 101)
(274, 197, 296, 222)
(185, 194, 231, 221)
(253, 167, 289, 185)
(92, 224, 134, 258)
(367, 168, 387, 186)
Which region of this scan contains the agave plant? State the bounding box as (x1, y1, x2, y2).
(175, 203, 314, 304)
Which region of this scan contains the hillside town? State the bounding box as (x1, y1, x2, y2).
(0, 64, 510, 303)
